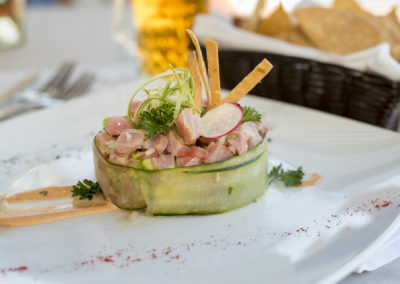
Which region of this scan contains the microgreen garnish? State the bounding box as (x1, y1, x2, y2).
(242, 106, 262, 123)
(39, 190, 48, 196)
(71, 179, 102, 200)
(268, 164, 304, 187)
(102, 117, 110, 129)
(226, 133, 238, 141)
(127, 67, 199, 137)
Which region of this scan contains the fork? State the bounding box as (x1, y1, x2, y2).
(0, 63, 96, 121)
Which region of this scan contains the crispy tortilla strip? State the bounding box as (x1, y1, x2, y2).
(223, 59, 273, 103)
(256, 4, 294, 36)
(186, 29, 212, 107)
(241, 0, 267, 31)
(187, 51, 203, 108)
(205, 39, 222, 108)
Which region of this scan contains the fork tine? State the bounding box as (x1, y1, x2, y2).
(39, 62, 71, 91)
(40, 62, 76, 97)
(63, 73, 96, 99)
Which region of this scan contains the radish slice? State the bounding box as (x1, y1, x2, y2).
(200, 103, 243, 139)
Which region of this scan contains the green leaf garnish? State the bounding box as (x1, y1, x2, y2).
(127, 67, 199, 137)
(39, 190, 48, 196)
(201, 105, 207, 115)
(71, 179, 102, 200)
(137, 101, 176, 137)
(242, 106, 261, 123)
(268, 164, 304, 187)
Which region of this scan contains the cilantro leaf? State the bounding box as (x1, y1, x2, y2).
(71, 179, 102, 200)
(242, 106, 261, 123)
(137, 102, 176, 137)
(268, 164, 304, 187)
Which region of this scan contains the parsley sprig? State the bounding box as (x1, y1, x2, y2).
(127, 67, 199, 138)
(71, 179, 102, 200)
(242, 106, 262, 123)
(268, 164, 304, 187)
(137, 102, 176, 137)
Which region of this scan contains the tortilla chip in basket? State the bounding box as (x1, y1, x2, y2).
(332, 0, 372, 16)
(387, 8, 400, 32)
(294, 7, 383, 54)
(279, 26, 314, 47)
(256, 4, 294, 37)
(241, 0, 267, 31)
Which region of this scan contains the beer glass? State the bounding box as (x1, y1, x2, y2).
(113, 0, 208, 75)
(0, 0, 25, 50)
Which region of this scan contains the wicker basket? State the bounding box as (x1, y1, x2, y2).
(203, 48, 400, 130)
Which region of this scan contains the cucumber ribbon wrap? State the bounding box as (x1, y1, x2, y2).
(93, 137, 268, 215)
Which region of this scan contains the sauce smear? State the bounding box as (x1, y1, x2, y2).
(5, 186, 72, 204)
(1, 186, 119, 227)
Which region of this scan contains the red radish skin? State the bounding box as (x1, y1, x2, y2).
(200, 103, 243, 139)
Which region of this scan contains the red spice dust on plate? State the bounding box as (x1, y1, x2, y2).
(2, 191, 398, 278)
(1, 266, 28, 276)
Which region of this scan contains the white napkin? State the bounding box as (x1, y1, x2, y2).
(356, 229, 400, 273)
(192, 14, 400, 81)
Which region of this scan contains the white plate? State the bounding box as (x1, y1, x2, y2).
(0, 81, 399, 284)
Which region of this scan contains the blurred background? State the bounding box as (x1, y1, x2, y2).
(1, 0, 398, 69)
(0, 0, 399, 128)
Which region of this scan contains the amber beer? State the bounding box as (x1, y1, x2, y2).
(132, 0, 208, 75)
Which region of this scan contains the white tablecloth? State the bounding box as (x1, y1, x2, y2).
(0, 2, 399, 283)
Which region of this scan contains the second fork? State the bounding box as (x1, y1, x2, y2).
(0, 62, 95, 121)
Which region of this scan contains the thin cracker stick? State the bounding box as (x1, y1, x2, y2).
(223, 59, 273, 103)
(186, 29, 212, 107)
(205, 39, 222, 107)
(187, 51, 203, 109)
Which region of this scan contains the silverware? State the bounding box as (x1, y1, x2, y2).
(63, 73, 96, 99)
(39, 62, 76, 98)
(0, 62, 96, 121)
(0, 74, 37, 104)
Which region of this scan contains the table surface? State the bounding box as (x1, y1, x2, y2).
(0, 1, 399, 283)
